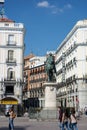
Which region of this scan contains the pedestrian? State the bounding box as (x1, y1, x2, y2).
(8, 106, 16, 130)
(61, 108, 70, 130)
(58, 107, 70, 130)
(57, 106, 63, 129)
(70, 109, 78, 130)
(84, 107, 87, 115)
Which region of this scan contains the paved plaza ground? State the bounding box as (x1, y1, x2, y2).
(0, 114, 87, 130)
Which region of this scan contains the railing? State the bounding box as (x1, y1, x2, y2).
(6, 58, 16, 63)
(6, 41, 16, 46)
(6, 58, 16, 65)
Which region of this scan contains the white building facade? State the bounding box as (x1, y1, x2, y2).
(0, 18, 25, 108)
(55, 19, 87, 111)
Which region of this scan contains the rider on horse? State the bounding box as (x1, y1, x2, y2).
(45, 53, 56, 82)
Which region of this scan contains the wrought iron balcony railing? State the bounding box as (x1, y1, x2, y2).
(6, 58, 16, 65)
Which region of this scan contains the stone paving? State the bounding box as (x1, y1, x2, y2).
(0, 115, 87, 130)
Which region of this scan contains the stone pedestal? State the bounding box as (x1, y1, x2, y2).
(43, 82, 57, 110)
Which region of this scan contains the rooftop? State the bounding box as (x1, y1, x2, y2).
(0, 17, 14, 23)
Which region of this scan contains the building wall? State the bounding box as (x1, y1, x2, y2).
(56, 19, 87, 110)
(23, 56, 47, 108)
(23, 54, 35, 99)
(0, 19, 25, 105)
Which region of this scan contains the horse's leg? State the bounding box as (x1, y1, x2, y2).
(50, 70, 53, 81)
(47, 71, 50, 81)
(49, 70, 52, 81)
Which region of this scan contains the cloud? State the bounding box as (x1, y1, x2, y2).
(37, 1, 49, 8)
(37, 1, 55, 8)
(37, 1, 72, 14)
(64, 4, 72, 9)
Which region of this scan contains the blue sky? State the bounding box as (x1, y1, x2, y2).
(2, 0, 87, 56)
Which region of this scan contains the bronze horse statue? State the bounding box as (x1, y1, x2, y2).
(45, 53, 56, 82)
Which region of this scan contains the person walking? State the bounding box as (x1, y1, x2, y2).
(61, 108, 70, 130)
(9, 106, 16, 130)
(58, 107, 70, 130)
(70, 109, 78, 130)
(57, 106, 63, 129)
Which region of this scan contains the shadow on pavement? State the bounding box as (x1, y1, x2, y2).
(0, 127, 25, 130)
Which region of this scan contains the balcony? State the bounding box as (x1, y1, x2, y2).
(6, 58, 16, 66)
(6, 41, 16, 46)
(4, 78, 16, 85)
(4, 92, 14, 96)
(57, 91, 67, 97)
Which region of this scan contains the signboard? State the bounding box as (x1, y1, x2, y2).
(0, 100, 18, 105)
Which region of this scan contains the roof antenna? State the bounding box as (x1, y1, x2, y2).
(0, 0, 5, 18)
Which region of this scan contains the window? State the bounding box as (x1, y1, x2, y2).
(5, 23, 9, 26)
(8, 35, 14, 45)
(7, 68, 15, 80)
(5, 85, 14, 94)
(8, 50, 14, 61)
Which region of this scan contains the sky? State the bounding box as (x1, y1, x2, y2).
(1, 0, 87, 56)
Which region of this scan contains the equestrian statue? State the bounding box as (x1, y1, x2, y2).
(45, 53, 56, 82)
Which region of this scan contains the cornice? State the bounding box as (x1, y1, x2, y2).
(0, 27, 24, 32)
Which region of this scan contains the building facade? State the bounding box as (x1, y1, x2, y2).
(0, 17, 25, 112)
(55, 19, 87, 111)
(27, 56, 47, 108)
(23, 53, 35, 99)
